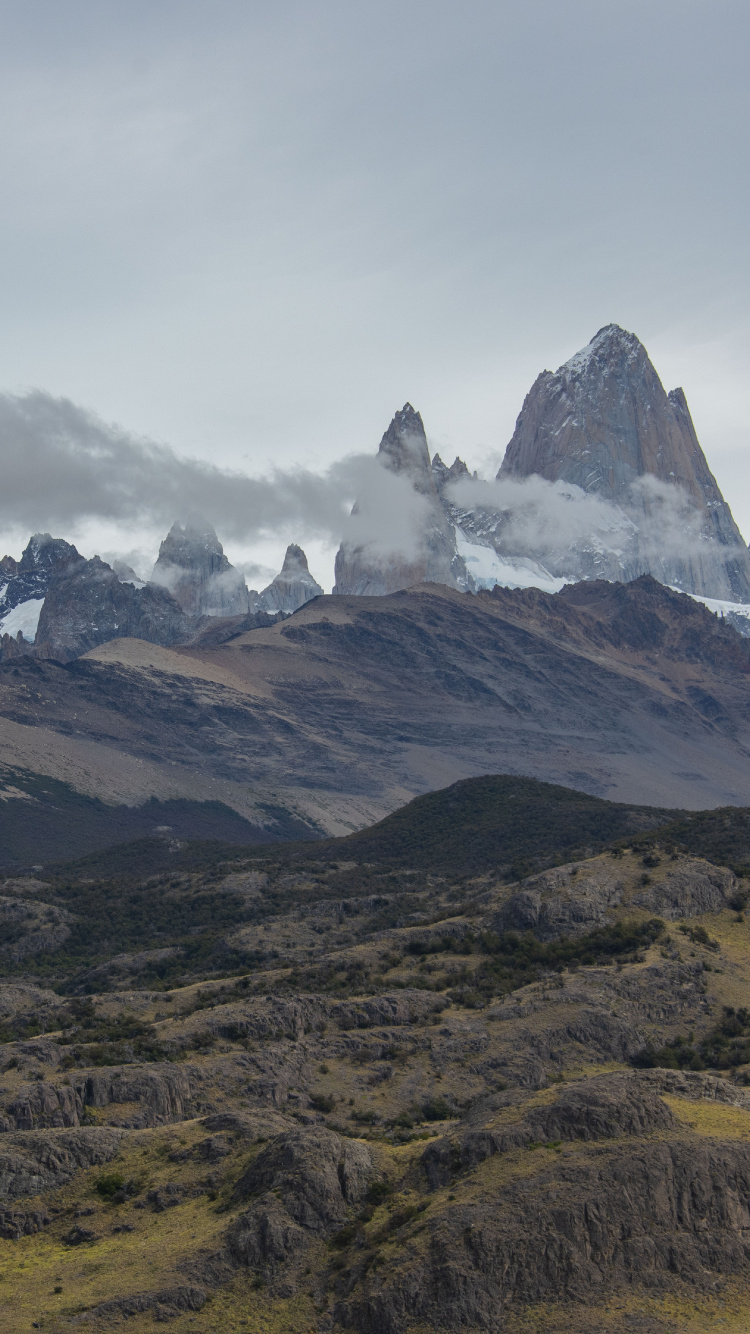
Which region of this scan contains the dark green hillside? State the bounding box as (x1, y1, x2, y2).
(0, 766, 319, 867)
(325, 774, 674, 879)
(631, 806, 750, 876)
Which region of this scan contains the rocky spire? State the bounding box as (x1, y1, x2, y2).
(432, 453, 472, 494)
(496, 324, 750, 602)
(333, 405, 468, 596)
(260, 545, 324, 614)
(377, 403, 439, 499)
(149, 516, 249, 617)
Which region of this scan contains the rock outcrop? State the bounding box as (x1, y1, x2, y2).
(0, 1128, 124, 1201)
(495, 324, 750, 601)
(33, 553, 192, 661)
(150, 516, 249, 617)
(228, 1127, 377, 1281)
(334, 404, 469, 595)
(260, 545, 323, 613)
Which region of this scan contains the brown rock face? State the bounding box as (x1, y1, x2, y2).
(498, 324, 750, 600)
(334, 404, 467, 596)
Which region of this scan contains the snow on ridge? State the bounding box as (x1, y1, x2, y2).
(456, 531, 568, 595)
(0, 597, 45, 642)
(559, 324, 639, 380)
(674, 588, 750, 622)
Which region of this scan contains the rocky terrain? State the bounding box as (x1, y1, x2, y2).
(2, 778, 750, 1330)
(0, 527, 331, 664)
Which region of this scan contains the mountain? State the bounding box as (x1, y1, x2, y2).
(492, 323, 750, 601)
(33, 554, 192, 662)
(259, 544, 323, 613)
(334, 404, 469, 595)
(150, 516, 250, 617)
(0, 533, 79, 651)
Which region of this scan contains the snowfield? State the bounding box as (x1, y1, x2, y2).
(455, 529, 568, 594)
(0, 596, 45, 642)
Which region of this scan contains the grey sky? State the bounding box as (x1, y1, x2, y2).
(0, 0, 748, 587)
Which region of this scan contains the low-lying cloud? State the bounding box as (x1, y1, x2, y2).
(0, 389, 734, 591)
(446, 471, 710, 566)
(0, 389, 438, 565)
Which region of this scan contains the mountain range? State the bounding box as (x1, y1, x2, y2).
(2, 574, 750, 872)
(3, 322, 750, 668)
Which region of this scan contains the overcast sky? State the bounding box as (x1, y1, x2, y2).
(0, 0, 748, 588)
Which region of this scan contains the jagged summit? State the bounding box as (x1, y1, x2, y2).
(34, 554, 191, 662)
(377, 403, 439, 499)
(150, 516, 249, 617)
(496, 324, 750, 602)
(560, 323, 643, 381)
(0, 532, 79, 646)
(260, 544, 324, 614)
(432, 453, 472, 493)
(499, 324, 734, 512)
(333, 404, 468, 597)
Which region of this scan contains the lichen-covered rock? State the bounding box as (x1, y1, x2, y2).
(7, 1080, 82, 1130)
(422, 1073, 675, 1186)
(341, 1136, 750, 1333)
(75, 1284, 206, 1322)
(632, 861, 736, 918)
(0, 1128, 124, 1200)
(233, 1126, 374, 1228)
(228, 1127, 377, 1280)
(0, 1206, 50, 1239)
(74, 1063, 196, 1126)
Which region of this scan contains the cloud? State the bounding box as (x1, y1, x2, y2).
(446, 471, 715, 567)
(446, 473, 635, 559)
(0, 388, 444, 572)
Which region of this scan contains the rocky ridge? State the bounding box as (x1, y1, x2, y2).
(0, 526, 326, 663)
(2, 577, 750, 850)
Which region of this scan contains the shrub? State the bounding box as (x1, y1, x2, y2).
(310, 1092, 336, 1113)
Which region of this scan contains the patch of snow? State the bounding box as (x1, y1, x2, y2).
(456, 531, 569, 594)
(676, 589, 750, 622)
(0, 597, 45, 642)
